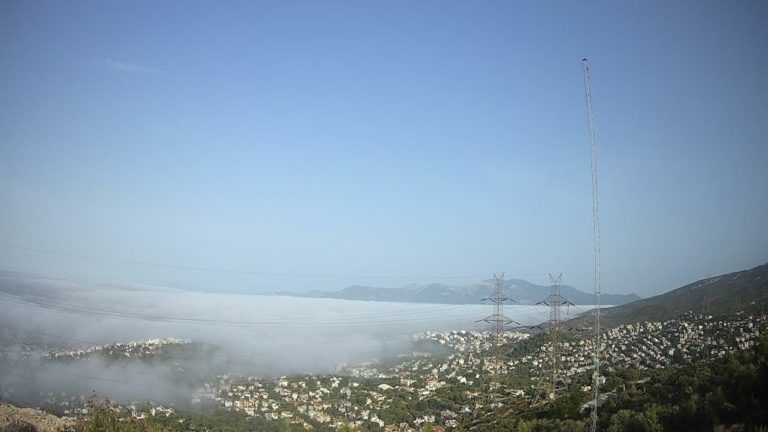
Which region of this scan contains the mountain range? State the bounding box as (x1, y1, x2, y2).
(279, 279, 640, 306)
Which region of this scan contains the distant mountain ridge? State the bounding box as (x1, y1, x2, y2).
(567, 263, 768, 329)
(281, 279, 640, 306)
(0, 268, 637, 306)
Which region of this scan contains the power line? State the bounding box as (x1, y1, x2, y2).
(0, 277, 474, 322)
(0, 321, 462, 350)
(0, 242, 491, 281)
(0, 294, 487, 328)
(0, 370, 206, 407)
(0, 294, 475, 325)
(0, 323, 104, 345)
(0, 338, 438, 366)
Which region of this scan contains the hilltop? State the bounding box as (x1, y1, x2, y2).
(569, 262, 768, 329)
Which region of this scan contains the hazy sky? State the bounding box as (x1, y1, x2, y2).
(1, 1, 766, 298)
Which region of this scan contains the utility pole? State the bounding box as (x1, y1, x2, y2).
(537, 273, 573, 399)
(582, 57, 603, 432)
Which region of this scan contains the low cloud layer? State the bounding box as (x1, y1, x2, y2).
(0, 270, 556, 406)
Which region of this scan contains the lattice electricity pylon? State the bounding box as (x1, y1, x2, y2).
(535, 273, 574, 399)
(478, 273, 519, 372)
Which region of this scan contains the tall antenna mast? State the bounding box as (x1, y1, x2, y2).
(582, 58, 603, 432)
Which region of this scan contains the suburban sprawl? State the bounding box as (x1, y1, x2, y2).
(3, 310, 766, 432)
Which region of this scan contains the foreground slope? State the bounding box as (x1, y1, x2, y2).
(0, 403, 73, 432)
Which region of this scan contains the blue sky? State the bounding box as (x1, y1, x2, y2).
(1, 0, 766, 297)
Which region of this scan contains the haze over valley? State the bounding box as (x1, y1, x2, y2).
(1, 0, 767, 431)
(0, 269, 567, 404)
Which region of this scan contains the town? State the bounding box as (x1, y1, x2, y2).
(1, 311, 765, 431)
(155, 313, 768, 430)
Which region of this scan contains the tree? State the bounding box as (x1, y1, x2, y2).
(607, 410, 647, 432)
(514, 420, 532, 432)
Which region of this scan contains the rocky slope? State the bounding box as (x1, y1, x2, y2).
(0, 403, 73, 432)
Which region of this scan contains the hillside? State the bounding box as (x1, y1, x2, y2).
(288, 279, 639, 306)
(0, 403, 73, 432)
(569, 263, 768, 329)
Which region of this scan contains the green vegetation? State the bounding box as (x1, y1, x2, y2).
(597, 337, 768, 431)
(71, 401, 314, 432)
(468, 336, 768, 431)
(0, 420, 42, 432)
(74, 401, 166, 432)
(8, 332, 766, 431)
